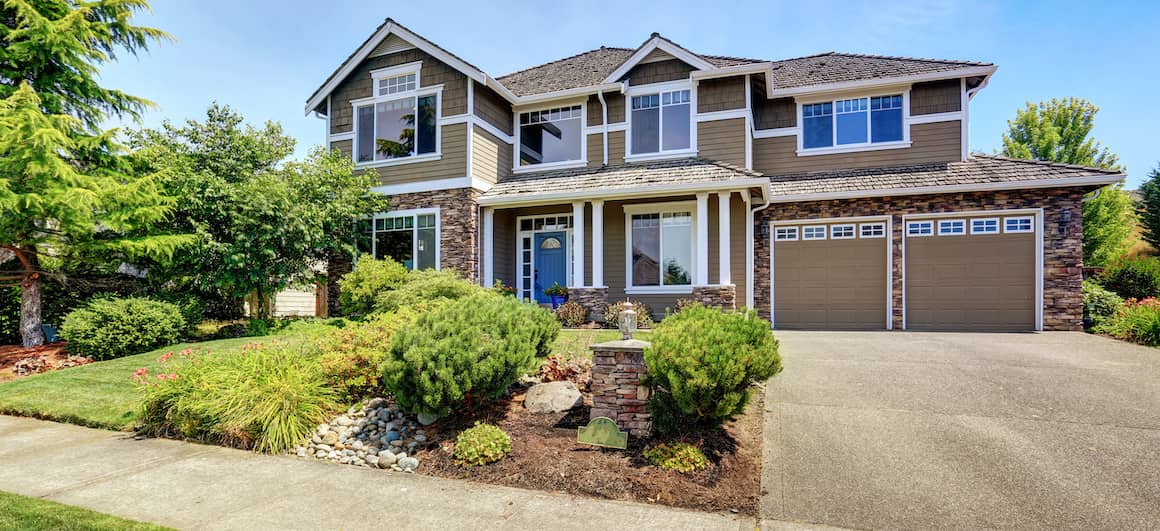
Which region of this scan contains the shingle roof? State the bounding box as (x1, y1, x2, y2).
(480, 158, 764, 202)
(768, 155, 1122, 198)
(770, 52, 991, 90)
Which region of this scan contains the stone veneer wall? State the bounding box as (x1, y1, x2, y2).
(590, 339, 652, 438)
(754, 187, 1091, 331)
(691, 285, 737, 311)
(567, 287, 608, 322)
(389, 187, 480, 280)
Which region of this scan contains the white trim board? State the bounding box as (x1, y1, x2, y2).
(477, 178, 771, 207)
(370, 176, 493, 196)
(768, 174, 1124, 204)
(765, 66, 998, 98)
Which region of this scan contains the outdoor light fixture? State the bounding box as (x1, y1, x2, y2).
(1060, 208, 1072, 235)
(618, 301, 636, 340)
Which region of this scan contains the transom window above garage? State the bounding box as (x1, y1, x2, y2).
(907, 221, 934, 236)
(971, 218, 1000, 234)
(1005, 216, 1034, 233)
(775, 226, 798, 241)
(802, 225, 827, 240)
(937, 219, 966, 235)
(831, 224, 855, 239)
(860, 223, 886, 238)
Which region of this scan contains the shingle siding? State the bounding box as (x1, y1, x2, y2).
(697, 76, 746, 113)
(911, 79, 962, 115)
(624, 59, 695, 86)
(473, 81, 514, 135)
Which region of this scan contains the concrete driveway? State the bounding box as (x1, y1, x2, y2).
(762, 332, 1160, 530)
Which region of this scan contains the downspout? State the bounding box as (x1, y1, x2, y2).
(597, 90, 608, 166)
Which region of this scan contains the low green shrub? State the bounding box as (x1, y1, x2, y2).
(382, 292, 559, 416)
(554, 301, 589, 327)
(643, 442, 709, 473)
(603, 300, 654, 329)
(339, 257, 410, 316)
(645, 304, 782, 434)
(148, 293, 205, 337)
(316, 309, 419, 403)
(454, 422, 512, 466)
(1100, 257, 1160, 300)
(1083, 279, 1124, 328)
(373, 269, 485, 314)
(138, 342, 338, 453)
(60, 297, 185, 360)
(1096, 298, 1160, 346)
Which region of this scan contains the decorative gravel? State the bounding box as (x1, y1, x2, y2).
(294, 398, 432, 473)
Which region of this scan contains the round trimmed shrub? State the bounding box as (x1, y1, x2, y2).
(643, 442, 709, 473)
(60, 297, 185, 360)
(645, 304, 782, 433)
(454, 422, 512, 466)
(554, 301, 588, 327)
(1100, 257, 1160, 300)
(603, 300, 654, 329)
(382, 292, 559, 416)
(338, 257, 410, 316)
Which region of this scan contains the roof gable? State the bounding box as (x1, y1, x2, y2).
(602, 33, 717, 83)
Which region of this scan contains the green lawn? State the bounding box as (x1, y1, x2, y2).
(0, 491, 170, 530)
(0, 328, 643, 431)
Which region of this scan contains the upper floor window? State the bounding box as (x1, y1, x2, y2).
(630, 89, 691, 155)
(802, 94, 904, 150)
(354, 67, 439, 165)
(519, 105, 583, 167)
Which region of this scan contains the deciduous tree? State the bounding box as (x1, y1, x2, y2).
(1081, 184, 1136, 266)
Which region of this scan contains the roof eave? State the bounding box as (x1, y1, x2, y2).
(768, 173, 1123, 203)
(766, 65, 998, 99)
(479, 177, 771, 207)
(601, 35, 718, 84)
(509, 82, 626, 106)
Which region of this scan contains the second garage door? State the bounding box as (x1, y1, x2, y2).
(773, 220, 890, 330)
(904, 214, 1038, 331)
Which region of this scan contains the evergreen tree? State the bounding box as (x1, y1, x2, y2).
(1137, 165, 1160, 250)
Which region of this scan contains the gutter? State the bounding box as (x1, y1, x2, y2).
(476, 177, 771, 207)
(597, 91, 608, 166)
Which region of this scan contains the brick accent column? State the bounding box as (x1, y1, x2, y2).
(691, 285, 737, 311)
(590, 339, 652, 438)
(567, 287, 608, 323)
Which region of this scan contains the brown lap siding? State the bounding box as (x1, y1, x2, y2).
(754, 188, 1089, 331)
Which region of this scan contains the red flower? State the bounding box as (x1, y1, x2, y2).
(158, 352, 174, 363)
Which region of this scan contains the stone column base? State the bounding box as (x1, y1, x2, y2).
(691, 284, 736, 311)
(567, 287, 608, 323)
(590, 339, 652, 438)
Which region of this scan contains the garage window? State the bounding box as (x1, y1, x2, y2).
(1005, 216, 1034, 233)
(971, 218, 999, 234)
(831, 224, 855, 239)
(802, 226, 827, 240)
(937, 219, 966, 236)
(860, 223, 886, 238)
(775, 226, 798, 241)
(907, 221, 933, 236)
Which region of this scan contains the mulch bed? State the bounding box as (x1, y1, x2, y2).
(414, 384, 764, 515)
(0, 343, 89, 382)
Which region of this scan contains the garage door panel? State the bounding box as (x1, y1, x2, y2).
(774, 224, 888, 330)
(905, 220, 1035, 331)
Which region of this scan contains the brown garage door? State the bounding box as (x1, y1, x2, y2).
(773, 221, 889, 330)
(905, 215, 1036, 331)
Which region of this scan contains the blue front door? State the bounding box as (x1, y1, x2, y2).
(533, 231, 567, 304)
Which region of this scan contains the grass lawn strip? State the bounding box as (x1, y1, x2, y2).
(0, 490, 171, 531)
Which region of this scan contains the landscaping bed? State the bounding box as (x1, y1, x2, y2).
(0, 342, 90, 382)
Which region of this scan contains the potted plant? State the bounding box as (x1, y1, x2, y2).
(493, 279, 516, 297)
(544, 282, 568, 309)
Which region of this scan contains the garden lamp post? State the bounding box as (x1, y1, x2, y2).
(619, 301, 637, 340)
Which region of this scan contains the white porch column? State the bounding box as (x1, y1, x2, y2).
(718, 192, 732, 285)
(572, 201, 586, 288)
(591, 200, 604, 287)
(696, 193, 710, 286)
(482, 207, 494, 287)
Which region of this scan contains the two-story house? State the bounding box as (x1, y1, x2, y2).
(305, 19, 1122, 332)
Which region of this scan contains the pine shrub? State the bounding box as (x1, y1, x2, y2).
(338, 257, 410, 316)
(453, 422, 512, 466)
(643, 442, 709, 473)
(60, 297, 185, 360)
(316, 308, 419, 403)
(382, 292, 559, 416)
(373, 269, 485, 313)
(138, 343, 338, 453)
(645, 304, 782, 434)
(1100, 257, 1160, 300)
(603, 300, 654, 329)
(554, 301, 589, 327)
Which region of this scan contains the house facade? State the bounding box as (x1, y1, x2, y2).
(305, 19, 1122, 331)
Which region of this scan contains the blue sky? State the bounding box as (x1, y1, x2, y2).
(100, 0, 1158, 187)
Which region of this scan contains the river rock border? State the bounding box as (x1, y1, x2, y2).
(294, 398, 432, 473)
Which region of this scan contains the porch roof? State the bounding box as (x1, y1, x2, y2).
(477, 158, 769, 206)
(766, 155, 1123, 202)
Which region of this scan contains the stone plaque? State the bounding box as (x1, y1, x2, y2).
(577, 417, 628, 449)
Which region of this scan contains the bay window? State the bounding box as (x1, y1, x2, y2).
(630, 89, 691, 155)
(802, 94, 905, 150)
(627, 205, 695, 289)
(357, 210, 439, 270)
(354, 68, 439, 165)
(518, 105, 583, 167)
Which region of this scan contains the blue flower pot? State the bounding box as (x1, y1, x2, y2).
(549, 295, 567, 309)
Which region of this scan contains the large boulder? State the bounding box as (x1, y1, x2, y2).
(524, 381, 582, 413)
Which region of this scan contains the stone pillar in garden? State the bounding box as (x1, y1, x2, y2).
(589, 339, 652, 437)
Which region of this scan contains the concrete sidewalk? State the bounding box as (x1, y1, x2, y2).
(0, 415, 773, 531)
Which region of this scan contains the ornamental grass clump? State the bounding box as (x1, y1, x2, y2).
(138, 342, 338, 453)
(382, 292, 559, 416)
(643, 442, 709, 473)
(644, 303, 782, 434)
(454, 422, 512, 466)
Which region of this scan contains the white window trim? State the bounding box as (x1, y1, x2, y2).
(1004, 216, 1035, 233)
(797, 89, 911, 156)
(802, 225, 827, 240)
(906, 220, 934, 237)
(623, 200, 698, 293)
(515, 213, 574, 301)
(365, 207, 441, 270)
(937, 219, 966, 236)
(625, 80, 698, 162)
(775, 226, 799, 241)
(513, 102, 588, 172)
(970, 217, 1001, 235)
(831, 224, 856, 240)
(351, 62, 443, 169)
(859, 222, 886, 238)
